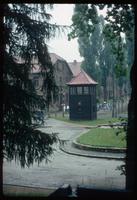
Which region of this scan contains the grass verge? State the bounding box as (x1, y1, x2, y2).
(77, 128, 126, 148)
(52, 115, 120, 126)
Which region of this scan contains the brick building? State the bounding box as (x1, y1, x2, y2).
(30, 54, 79, 110)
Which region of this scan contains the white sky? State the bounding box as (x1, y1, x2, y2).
(47, 4, 107, 63)
(47, 4, 83, 62)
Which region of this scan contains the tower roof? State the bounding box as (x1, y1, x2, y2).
(67, 70, 98, 85)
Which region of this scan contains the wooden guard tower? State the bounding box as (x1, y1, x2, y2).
(67, 70, 98, 120)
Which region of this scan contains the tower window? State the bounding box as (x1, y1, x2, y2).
(77, 86, 82, 95)
(83, 86, 89, 94)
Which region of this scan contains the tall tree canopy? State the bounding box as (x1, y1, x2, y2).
(3, 4, 63, 167)
(69, 4, 135, 190)
(74, 11, 116, 102)
(78, 13, 102, 81)
(69, 4, 134, 87)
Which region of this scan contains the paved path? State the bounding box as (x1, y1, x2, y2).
(3, 118, 126, 193)
(39, 118, 88, 140)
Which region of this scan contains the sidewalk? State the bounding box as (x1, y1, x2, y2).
(3, 184, 56, 197)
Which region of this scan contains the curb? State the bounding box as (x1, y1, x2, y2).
(59, 144, 125, 160)
(72, 141, 126, 153)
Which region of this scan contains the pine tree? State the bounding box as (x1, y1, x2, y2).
(3, 4, 62, 167)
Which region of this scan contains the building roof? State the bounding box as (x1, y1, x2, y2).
(14, 54, 82, 76)
(49, 53, 66, 64)
(67, 70, 98, 85)
(68, 60, 82, 77)
(31, 53, 66, 73)
(13, 56, 41, 74)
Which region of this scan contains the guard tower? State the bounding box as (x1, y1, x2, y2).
(67, 70, 98, 120)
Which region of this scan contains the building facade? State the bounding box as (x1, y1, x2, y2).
(30, 53, 74, 110)
(51, 53, 73, 109)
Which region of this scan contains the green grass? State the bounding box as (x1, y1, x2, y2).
(77, 128, 126, 148)
(52, 114, 120, 126)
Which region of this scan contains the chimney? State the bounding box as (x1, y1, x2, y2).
(73, 60, 77, 64)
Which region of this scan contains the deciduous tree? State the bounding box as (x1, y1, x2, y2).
(69, 3, 135, 190)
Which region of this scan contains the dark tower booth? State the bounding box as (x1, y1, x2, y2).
(67, 70, 98, 120)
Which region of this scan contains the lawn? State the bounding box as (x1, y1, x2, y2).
(77, 128, 126, 148)
(51, 114, 120, 126)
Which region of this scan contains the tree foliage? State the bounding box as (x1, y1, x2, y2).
(69, 4, 134, 80)
(68, 4, 98, 40)
(3, 4, 63, 167)
(69, 6, 116, 102)
(103, 4, 134, 77)
(69, 4, 135, 180)
(78, 13, 102, 81)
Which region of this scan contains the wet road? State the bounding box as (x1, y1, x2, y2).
(3, 119, 126, 190)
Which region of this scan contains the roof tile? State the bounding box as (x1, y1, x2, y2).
(67, 70, 98, 85)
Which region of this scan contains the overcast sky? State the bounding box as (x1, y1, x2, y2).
(47, 4, 107, 63)
(47, 4, 83, 63)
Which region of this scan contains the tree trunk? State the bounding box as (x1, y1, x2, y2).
(126, 61, 136, 192)
(103, 83, 107, 102)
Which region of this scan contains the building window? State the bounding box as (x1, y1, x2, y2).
(77, 86, 82, 95)
(83, 86, 89, 95)
(70, 87, 76, 95)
